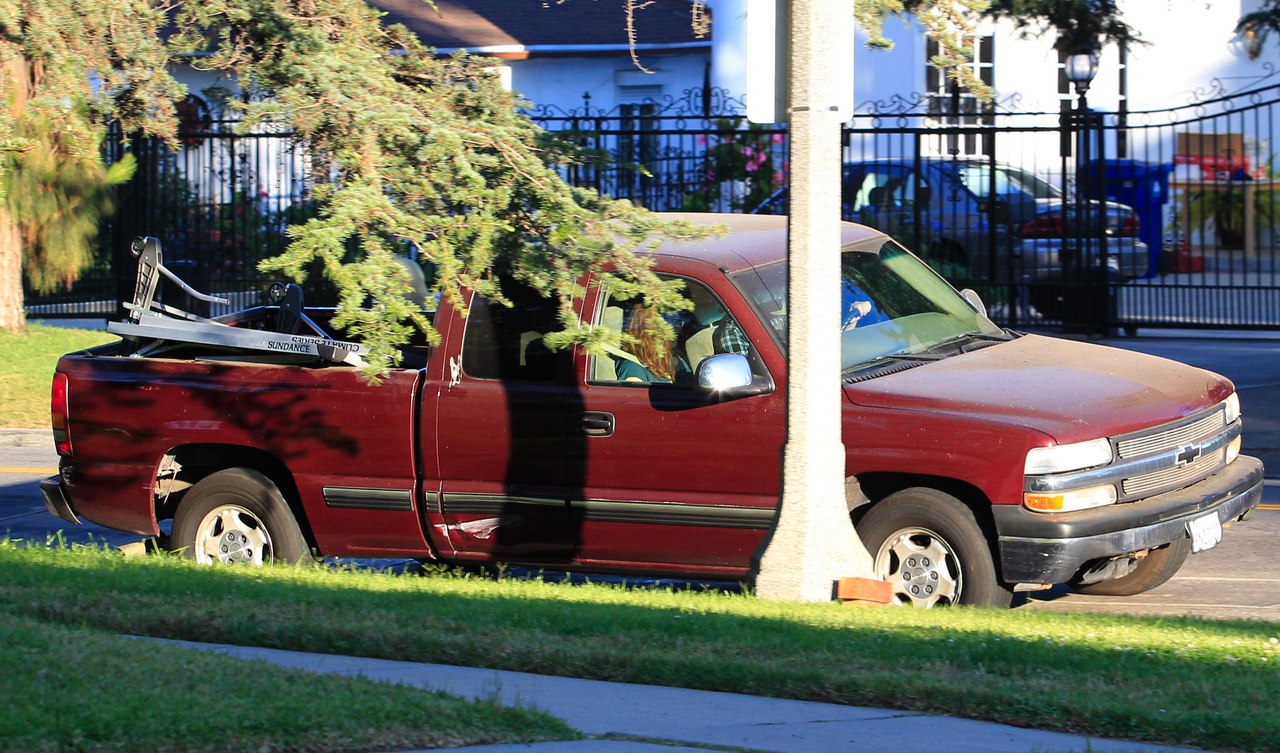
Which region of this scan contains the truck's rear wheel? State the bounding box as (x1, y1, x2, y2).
(1072, 537, 1191, 596)
(856, 488, 1012, 608)
(171, 468, 310, 566)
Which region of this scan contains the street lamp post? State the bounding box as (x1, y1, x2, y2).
(1063, 50, 1099, 334)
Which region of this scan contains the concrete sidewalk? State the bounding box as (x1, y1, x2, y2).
(154, 639, 1208, 753)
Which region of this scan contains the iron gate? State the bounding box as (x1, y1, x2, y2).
(27, 82, 1280, 334)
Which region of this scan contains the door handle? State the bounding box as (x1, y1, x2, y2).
(580, 412, 615, 437)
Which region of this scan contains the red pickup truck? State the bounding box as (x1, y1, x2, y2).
(42, 214, 1263, 607)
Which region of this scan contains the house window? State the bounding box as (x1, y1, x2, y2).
(925, 36, 995, 156)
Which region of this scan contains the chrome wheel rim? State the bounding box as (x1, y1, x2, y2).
(193, 504, 272, 565)
(874, 526, 961, 607)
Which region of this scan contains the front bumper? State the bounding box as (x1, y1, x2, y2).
(993, 455, 1263, 585)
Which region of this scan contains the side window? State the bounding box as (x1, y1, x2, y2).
(460, 286, 562, 382)
(849, 168, 903, 220)
(848, 167, 931, 229)
(589, 279, 753, 387)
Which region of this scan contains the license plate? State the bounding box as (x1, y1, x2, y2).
(1187, 512, 1223, 553)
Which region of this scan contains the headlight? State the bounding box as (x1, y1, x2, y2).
(1024, 484, 1118, 513)
(1224, 393, 1241, 424)
(1227, 436, 1242, 466)
(1025, 437, 1113, 475)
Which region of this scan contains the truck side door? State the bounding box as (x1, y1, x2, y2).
(566, 272, 783, 576)
(433, 286, 579, 562)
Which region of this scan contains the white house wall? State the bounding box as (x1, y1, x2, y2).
(167, 4, 1277, 122)
(704, 2, 1274, 117)
(504, 52, 711, 114)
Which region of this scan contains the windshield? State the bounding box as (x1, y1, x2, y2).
(730, 238, 1004, 373)
(946, 163, 1062, 200)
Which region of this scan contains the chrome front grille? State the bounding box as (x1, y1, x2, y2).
(1115, 405, 1230, 501)
(1122, 446, 1226, 497)
(1117, 409, 1225, 459)
(1024, 401, 1239, 502)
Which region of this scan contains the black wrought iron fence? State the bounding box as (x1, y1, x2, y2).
(26, 118, 314, 320)
(529, 89, 788, 214)
(529, 83, 1280, 335)
(27, 80, 1280, 336)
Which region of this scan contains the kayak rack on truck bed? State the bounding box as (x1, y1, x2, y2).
(107, 236, 365, 366)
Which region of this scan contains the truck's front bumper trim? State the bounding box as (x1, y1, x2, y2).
(39, 476, 81, 526)
(994, 455, 1263, 585)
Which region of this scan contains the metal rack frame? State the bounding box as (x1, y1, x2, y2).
(107, 237, 365, 366)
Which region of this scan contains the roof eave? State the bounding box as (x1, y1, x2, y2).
(432, 41, 712, 56)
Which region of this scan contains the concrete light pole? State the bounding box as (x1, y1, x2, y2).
(753, 0, 878, 601)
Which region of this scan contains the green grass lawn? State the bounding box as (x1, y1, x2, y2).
(0, 611, 574, 753)
(0, 324, 114, 428)
(4, 540, 1277, 753)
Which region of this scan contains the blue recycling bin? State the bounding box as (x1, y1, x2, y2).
(1083, 159, 1173, 279)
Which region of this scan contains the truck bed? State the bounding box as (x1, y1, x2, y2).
(57, 341, 433, 559)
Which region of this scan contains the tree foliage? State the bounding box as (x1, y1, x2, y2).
(982, 0, 1140, 52)
(0, 0, 183, 331)
(1238, 0, 1280, 60)
(2, 0, 703, 374)
(6, 117, 136, 294)
(0, 0, 181, 162)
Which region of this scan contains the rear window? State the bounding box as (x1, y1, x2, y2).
(460, 286, 562, 382)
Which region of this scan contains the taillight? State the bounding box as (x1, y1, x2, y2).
(1118, 212, 1140, 237)
(52, 372, 72, 457)
(1021, 213, 1063, 238)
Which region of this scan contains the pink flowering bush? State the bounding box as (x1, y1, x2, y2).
(683, 120, 787, 212)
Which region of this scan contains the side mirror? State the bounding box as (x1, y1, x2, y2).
(960, 288, 987, 318)
(696, 353, 755, 393)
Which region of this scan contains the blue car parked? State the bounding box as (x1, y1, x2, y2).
(753, 159, 1149, 315)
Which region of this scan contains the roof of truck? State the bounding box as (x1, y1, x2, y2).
(649, 213, 887, 274)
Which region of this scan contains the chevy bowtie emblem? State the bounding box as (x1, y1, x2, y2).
(1175, 443, 1202, 467)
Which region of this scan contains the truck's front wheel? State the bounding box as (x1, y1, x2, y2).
(856, 488, 1012, 608)
(171, 469, 310, 566)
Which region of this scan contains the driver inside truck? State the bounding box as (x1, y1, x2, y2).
(677, 283, 750, 372)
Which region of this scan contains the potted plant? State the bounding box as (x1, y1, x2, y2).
(1175, 166, 1279, 251)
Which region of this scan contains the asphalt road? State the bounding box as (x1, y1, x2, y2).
(4, 431, 1277, 621)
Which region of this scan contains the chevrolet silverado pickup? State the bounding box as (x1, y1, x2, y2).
(42, 214, 1263, 607)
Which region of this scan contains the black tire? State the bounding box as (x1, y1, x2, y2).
(1073, 537, 1192, 596)
(855, 488, 1013, 608)
(170, 468, 310, 565)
